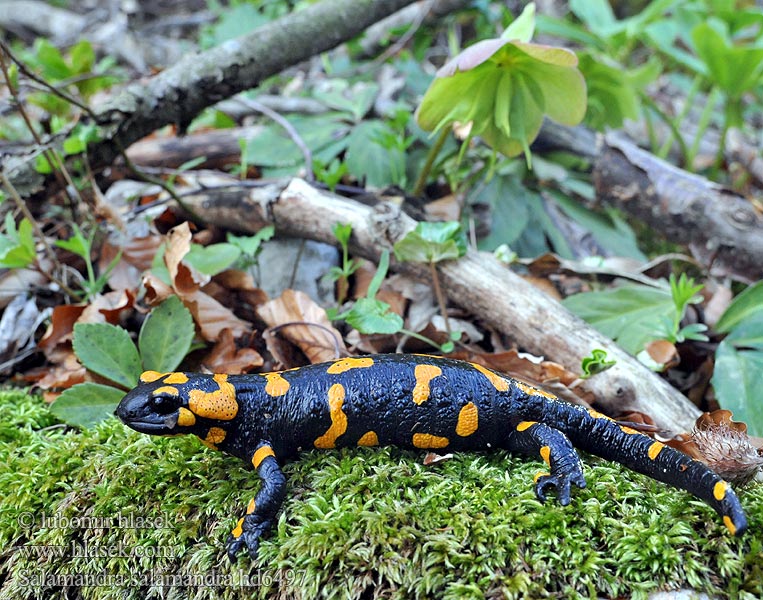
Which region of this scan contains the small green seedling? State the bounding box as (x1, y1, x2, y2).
(55, 223, 121, 301)
(332, 249, 454, 352)
(581, 348, 616, 378)
(324, 222, 361, 305)
(50, 296, 195, 427)
(393, 221, 467, 342)
(653, 273, 708, 344)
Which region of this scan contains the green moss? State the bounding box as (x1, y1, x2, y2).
(1, 390, 761, 599)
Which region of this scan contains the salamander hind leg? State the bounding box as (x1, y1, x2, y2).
(226, 443, 286, 562)
(506, 421, 587, 505)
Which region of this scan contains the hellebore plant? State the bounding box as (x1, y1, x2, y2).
(414, 3, 586, 195)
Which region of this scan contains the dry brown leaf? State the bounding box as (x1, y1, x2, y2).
(201, 328, 263, 373)
(79, 290, 135, 325)
(38, 304, 86, 357)
(258, 289, 346, 364)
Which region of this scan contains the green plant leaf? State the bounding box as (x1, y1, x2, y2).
(712, 341, 763, 436)
(691, 21, 763, 97)
(724, 313, 763, 351)
(562, 285, 675, 354)
(138, 296, 195, 373)
(73, 323, 142, 388)
(344, 298, 404, 335)
(501, 2, 535, 43)
(184, 243, 241, 276)
(227, 226, 275, 258)
(49, 382, 125, 428)
(366, 250, 390, 299)
(0, 215, 36, 269)
(715, 281, 763, 333)
(344, 120, 406, 188)
(54, 224, 90, 260)
(393, 222, 467, 263)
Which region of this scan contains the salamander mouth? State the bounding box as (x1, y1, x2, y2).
(115, 398, 179, 434)
(122, 417, 177, 434)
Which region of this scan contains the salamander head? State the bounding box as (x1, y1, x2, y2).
(115, 371, 239, 442)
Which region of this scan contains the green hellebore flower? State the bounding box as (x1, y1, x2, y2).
(416, 36, 587, 165)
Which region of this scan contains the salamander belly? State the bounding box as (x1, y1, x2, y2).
(268, 355, 506, 453)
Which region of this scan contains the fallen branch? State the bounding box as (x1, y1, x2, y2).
(174, 176, 703, 433)
(537, 123, 763, 283)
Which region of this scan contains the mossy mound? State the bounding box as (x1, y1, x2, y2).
(1, 390, 761, 599)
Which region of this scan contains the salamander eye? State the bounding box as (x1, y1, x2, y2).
(151, 394, 178, 415)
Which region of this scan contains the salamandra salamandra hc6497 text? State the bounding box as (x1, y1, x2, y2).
(115, 353, 747, 560)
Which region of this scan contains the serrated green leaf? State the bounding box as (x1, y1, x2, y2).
(712, 341, 763, 436)
(55, 225, 90, 260)
(562, 285, 674, 354)
(49, 382, 125, 428)
(716, 281, 763, 333)
(184, 243, 241, 276)
(345, 298, 403, 335)
(73, 323, 142, 388)
(227, 226, 274, 258)
(138, 296, 195, 373)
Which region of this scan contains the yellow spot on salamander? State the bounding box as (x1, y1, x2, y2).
(620, 426, 639, 435)
(314, 384, 348, 449)
(470, 363, 510, 391)
(357, 431, 379, 447)
(723, 515, 737, 535)
(587, 409, 614, 421)
(412, 364, 442, 405)
(455, 402, 479, 437)
(515, 381, 557, 400)
(246, 498, 256, 514)
(534, 471, 549, 483)
(647, 441, 664, 460)
(326, 356, 375, 374)
(206, 427, 226, 445)
(165, 373, 189, 384)
(154, 386, 179, 397)
(540, 445, 551, 465)
(231, 517, 244, 539)
(252, 445, 276, 469)
(140, 370, 165, 383)
(264, 372, 290, 396)
(714, 481, 728, 502)
(412, 433, 449, 449)
(516, 421, 537, 432)
(177, 407, 196, 427)
(188, 374, 238, 420)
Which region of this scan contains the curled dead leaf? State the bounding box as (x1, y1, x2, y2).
(258, 290, 346, 364)
(201, 328, 263, 374)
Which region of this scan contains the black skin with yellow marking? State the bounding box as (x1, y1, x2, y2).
(115, 354, 748, 561)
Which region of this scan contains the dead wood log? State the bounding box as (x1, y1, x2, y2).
(175, 176, 703, 433)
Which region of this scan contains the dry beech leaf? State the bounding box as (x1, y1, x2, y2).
(201, 328, 263, 374)
(38, 304, 86, 357)
(258, 289, 346, 364)
(36, 351, 87, 390)
(151, 223, 251, 342)
(423, 452, 454, 465)
(100, 235, 163, 290)
(78, 290, 135, 325)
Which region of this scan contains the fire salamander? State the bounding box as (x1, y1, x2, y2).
(115, 353, 748, 560)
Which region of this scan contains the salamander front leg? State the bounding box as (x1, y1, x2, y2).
(506, 421, 587, 505)
(226, 443, 286, 562)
